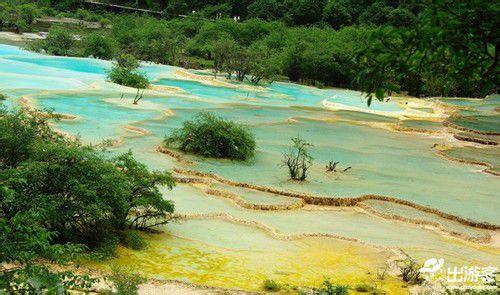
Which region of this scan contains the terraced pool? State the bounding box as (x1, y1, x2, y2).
(1, 44, 498, 292)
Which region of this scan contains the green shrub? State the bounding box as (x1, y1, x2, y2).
(120, 231, 147, 250)
(36, 27, 75, 56)
(262, 279, 281, 291)
(75, 8, 90, 20)
(0, 3, 38, 33)
(108, 268, 145, 295)
(100, 17, 111, 28)
(312, 278, 349, 295)
(107, 54, 149, 88)
(164, 112, 256, 161)
(355, 282, 384, 294)
(91, 236, 120, 261)
(0, 110, 174, 252)
(40, 7, 58, 17)
(108, 68, 149, 88)
(84, 13, 102, 23)
(0, 93, 6, 100)
(82, 32, 117, 60)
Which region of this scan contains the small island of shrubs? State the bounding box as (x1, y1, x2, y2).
(164, 112, 255, 161)
(107, 53, 150, 89)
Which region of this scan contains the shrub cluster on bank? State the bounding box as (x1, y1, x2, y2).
(0, 108, 175, 292)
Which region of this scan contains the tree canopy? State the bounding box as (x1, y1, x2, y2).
(0, 108, 175, 292)
(356, 0, 498, 103)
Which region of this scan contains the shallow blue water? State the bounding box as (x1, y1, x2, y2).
(4, 56, 109, 75)
(1, 43, 499, 225)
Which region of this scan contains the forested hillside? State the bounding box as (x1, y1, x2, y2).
(2, 0, 497, 101)
(89, 0, 423, 29)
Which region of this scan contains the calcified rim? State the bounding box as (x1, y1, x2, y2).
(452, 133, 498, 146)
(433, 145, 499, 177)
(10, 84, 498, 233)
(443, 120, 500, 136)
(173, 168, 500, 232)
(175, 212, 407, 264)
(356, 202, 491, 243)
(204, 186, 305, 211)
(16, 92, 499, 234)
(178, 179, 492, 244)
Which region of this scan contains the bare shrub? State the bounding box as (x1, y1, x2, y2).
(282, 136, 313, 181)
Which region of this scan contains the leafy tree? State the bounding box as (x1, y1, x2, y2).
(0, 2, 39, 32)
(358, 1, 393, 25)
(247, 0, 282, 20)
(18, 3, 38, 29)
(356, 0, 498, 103)
(115, 17, 186, 65)
(186, 19, 239, 58)
(0, 110, 104, 293)
(0, 109, 176, 293)
(165, 112, 256, 161)
(225, 45, 252, 81)
(322, 0, 353, 30)
(108, 54, 150, 88)
(280, 41, 307, 82)
(0, 208, 95, 293)
(210, 37, 238, 78)
(247, 42, 281, 84)
(0, 109, 61, 168)
(237, 18, 274, 46)
(4, 142, 131, 247)
(283, 0, 328, 26)
(37, 26, 76, 56)
(82, 32, 117, 60)
(0, 109, 175, 252)
(388, 7, 416, 27)
(282, 136, 313, 181)
(112, 152, 175, 230)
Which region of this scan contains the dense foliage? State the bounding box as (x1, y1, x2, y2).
(90, 0, 424, 29)
(356, 0, 499, 104)
(8, 0, 495, 98)
(165, 112, 256, 161)
(0, 108, 174, 291)
(0, 1, 38, 32)
(30, 26, 76, 56)
(107, 53, 150, 88)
